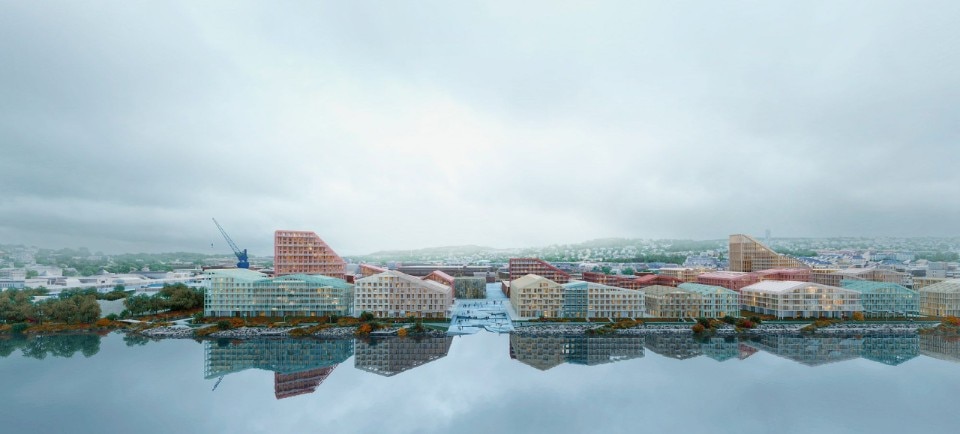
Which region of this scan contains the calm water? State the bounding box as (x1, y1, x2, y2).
(1, 332, 959, 434)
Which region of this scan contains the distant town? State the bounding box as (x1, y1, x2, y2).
(2, 231, 959, 325)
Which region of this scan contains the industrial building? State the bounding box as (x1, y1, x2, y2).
(740, 281, 861, 319)
(729, 234, 808, 272)
(840, 280, 918, 317)
(354, 270, 454, 318)
(919, 279, 960, 317)
(204, 269, 353, 317)
(274, 230, 346, 279)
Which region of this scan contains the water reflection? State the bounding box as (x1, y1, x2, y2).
(354, 336, 453, 377)
(919, 334, 960, 363)
(509, 335, 644, 370)
(204, 338, 354, 399)
(0, 334, 101, 359)
(188, 332, 960, 400)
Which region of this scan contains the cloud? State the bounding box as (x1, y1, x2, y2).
(1, 1, 958, 254)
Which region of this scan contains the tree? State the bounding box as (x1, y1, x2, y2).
(621, 267, 635, 276)
(600, 266, 613, 275)
(25, 270, 39, 279)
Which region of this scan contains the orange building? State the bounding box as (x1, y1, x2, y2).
(274, 230, 346, 279)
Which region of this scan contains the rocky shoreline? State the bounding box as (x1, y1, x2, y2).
(511, 322, 934, 336)
(135, 324, 450, 339)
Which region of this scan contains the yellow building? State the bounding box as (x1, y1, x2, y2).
(510, 274, 565, 318)
(729, 234, 808, 272)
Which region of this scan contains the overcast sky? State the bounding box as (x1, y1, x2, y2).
(1, 1, 958, 255)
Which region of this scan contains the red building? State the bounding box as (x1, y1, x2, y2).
(509, 258, 570, 283)
(274, 230, 346, 279)
(581, 272, 681, 289)
(696, 271, 760, 292)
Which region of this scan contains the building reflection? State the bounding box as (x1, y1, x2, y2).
(742, 335, 863, 366)
(700, 336, 740, 362)
(354, 336, 454, 377)
(204, 338, 354, 399)
(644, 334, 702, 360)
(919, 334, 960, 364)
(509, 335, 645, 370)
(860, 335, 918, 366)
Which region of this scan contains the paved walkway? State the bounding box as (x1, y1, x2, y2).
(447, 283, 515, 335)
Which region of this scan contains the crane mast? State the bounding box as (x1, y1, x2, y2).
(212, 218, 250, 269)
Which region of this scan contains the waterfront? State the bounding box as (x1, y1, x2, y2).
(2, 332, 959, 434)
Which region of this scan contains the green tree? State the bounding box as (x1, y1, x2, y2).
(25, 270, 39, 279)
(621, 267, 635, 275)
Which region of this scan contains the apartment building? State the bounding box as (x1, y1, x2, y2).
(696, 271, 760, 292)
(919, 279, 960, 317)
(729, 234, 808, 272)
(840, 280, 918, 317)
(354, 270, 454, 318)
(274, 230, 346, 279)
(509, 274, 565, 318)
(677, 283, 740, 318)
(204, 269, 353, 317)
(740, 281, 861, 319)
(642, 285, 702, 319)
(561, 281, 645, 319)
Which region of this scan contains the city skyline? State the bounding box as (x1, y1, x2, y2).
(2, 2, 959, 255)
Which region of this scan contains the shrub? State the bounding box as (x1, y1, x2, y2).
(216, 320, 232, 330)
(696, 318, 710, 328)
(359, 311, 375, 322)
(943, 316, 960, 327)
(106, 313, 119, 321)
(736, 318, 755, 329)
(721, 315, 737, 325)
(397, 327, 408, 337)
(691, 323, 706, 333)
(852, 312, 865, 322)
(11, 323, 29, 334)
(337, 317, 360, 326)
(355, 323, 373, 335)
(95, 318, 113, 327)
(748, 316, 762, 325)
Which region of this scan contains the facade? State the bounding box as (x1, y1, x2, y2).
(657, 267, 702, 283)
(696, 271, 760, 292)
(509, 258, 570, 283)
(274, 367, 337, 400)
(354, 270, 454, 318)
(919, 279, 960, 317)
(453, 277, 487, 299)
(752, 268, 811, 282)
(509, 274, 565, 318)
(913, 277, 947, 291)
(678, 283, 740, 318)
(812, 268, 911, 287)
(205, 269, 353, 317)
(561, 281, 645, 319)
(840, 280, 918, 317)
(729, 234, 808, 272)
(204, 338, 354, 379)
(274, 230, 346, 279)
(642, 285, 701, 319)
(740, 281, 862, 319)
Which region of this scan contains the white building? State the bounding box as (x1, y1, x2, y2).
(741, 281, 862, 319)
(355, 270, 454, 319)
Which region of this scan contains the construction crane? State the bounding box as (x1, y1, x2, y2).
(212, 218, 249, 269)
